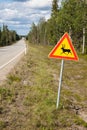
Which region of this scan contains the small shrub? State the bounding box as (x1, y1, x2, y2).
(0, 121, 7, 129)
(0, 88, 13, 101)
(74, 117, 87, 127)
(7, 74, 21, 84)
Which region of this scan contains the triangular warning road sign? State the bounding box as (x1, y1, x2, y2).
(48, 32, 78, 61)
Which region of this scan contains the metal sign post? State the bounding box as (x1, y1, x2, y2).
(56, 59, 64, 109)
(82, 27, 85, 54)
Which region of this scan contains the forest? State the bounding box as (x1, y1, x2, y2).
(27, 0, 87, 53)
(0, 24, 20, 47)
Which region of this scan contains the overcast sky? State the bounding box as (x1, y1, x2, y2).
(0, 0, 61, 35)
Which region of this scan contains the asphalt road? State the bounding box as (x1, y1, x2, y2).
(0, 39, 26, 83)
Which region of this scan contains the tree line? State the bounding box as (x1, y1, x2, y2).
(0, 24, 20, 47)
(27, 0, 87, 52)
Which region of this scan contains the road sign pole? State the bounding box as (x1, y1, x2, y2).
(25, 47, 27, 55)
(56, 59, 64, 109)
(25, 43, 27, 55)
(82, 27, 85, 54)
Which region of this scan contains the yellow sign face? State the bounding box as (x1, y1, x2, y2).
(48, 33, 78, 61)
(54, 37, 74, 58)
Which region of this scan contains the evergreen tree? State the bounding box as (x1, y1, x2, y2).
(51, 0, 58, 17)
(47, 0, 59, 44)
(0, 24, 20, 46)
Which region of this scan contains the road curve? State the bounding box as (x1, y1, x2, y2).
(0, 39, 26, 83)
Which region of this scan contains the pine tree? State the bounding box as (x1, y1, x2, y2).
(0, 24, 20, 46)
(51, 0, 58, 17)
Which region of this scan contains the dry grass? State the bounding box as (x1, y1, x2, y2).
(0, 42, 87, 130)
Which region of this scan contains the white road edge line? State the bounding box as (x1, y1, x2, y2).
(0, 49, 25, 70)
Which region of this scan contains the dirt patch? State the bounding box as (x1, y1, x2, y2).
(79, 110, 87, 123)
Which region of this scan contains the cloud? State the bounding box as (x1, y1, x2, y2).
(0, 0, 52, 35)
(26, 0, 52, 8)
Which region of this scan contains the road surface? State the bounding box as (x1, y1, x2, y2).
(0, 39, 26, 83)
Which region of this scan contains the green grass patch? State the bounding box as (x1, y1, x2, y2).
(7, 74, 21, 85)
(0, 88, 12, 101)
(0, 121, 7, 129)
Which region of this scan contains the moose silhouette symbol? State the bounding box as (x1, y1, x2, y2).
(61, 44, 72, 55)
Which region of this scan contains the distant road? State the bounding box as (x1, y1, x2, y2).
(0, 39, 26, 82)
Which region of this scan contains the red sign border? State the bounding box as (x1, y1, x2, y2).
(48, 32, 79, 61)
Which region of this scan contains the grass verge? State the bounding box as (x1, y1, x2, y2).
(0, 42, 87, 130)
